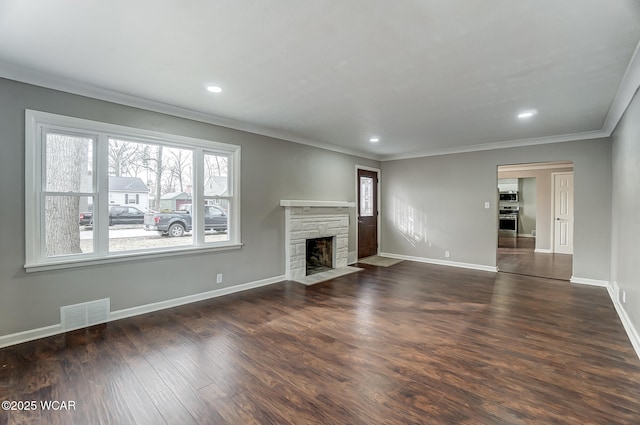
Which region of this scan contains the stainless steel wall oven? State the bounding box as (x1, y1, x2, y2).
(498, 206, 519, 237)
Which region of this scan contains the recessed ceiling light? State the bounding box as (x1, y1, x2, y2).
(518, 110, 537, 119)
(206, 85, 222, 93)
(369, 137, 380, 143)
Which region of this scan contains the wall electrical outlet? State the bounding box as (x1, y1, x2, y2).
(445, 251, 450, 258)
(216, 273, 223, 284)
(484, 202, 490, 209)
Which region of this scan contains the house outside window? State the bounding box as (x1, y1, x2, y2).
(25, 110, 241, 271)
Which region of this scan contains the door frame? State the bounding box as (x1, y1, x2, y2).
(495, 162, 575, 274)
(551, 171, 574, 254)
(355, 165, 381, 261)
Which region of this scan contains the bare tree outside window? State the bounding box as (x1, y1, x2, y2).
(205, 153, 228, 178)
(108, 138, 144, 177)
(45, 134, 93, 256)
(137, 143, 164, 211)
(106, 140, 191, 211)
(204, 154, 228, 196)
(163, 148, 193, 194)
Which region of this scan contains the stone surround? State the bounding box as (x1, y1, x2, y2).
(281, 201, 355, 280)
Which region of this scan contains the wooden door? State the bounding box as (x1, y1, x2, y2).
(358, 169, 378, 258)
(553, 172, 574, 254)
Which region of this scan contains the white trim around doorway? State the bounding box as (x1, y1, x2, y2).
(355, 165, 381, 262)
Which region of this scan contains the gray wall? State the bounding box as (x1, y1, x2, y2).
(611, 87, 640, 332)
(498, 167, 573, 250)
(0, 78, 379, 337)
(380, 139, 611, 280)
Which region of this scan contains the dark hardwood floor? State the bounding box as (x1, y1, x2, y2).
(498, 236, 573, 280)
(2, 261, 639, 424)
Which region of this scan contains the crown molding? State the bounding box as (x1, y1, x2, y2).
(379, 130, 609, 161)
(602, 40, 640, 135)
(0, 60, 381, 162)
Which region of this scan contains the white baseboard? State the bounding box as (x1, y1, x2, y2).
(570, 278, 639, 360)
(612, 281, 620, 302)
(0, 274, 285, 349)
(380, 252, 497, 273)
(110, 274, 285, 321)
(534, 248, 553, 253)
(517, 233, 535, 238)
(0, 324, 62, 349)
(570, 276, 609, 287)
(606, 284, 640, 360)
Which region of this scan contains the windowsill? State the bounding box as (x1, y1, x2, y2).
(24, 243, 243, 273)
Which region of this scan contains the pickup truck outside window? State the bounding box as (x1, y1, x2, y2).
(144, 204, 228, 239)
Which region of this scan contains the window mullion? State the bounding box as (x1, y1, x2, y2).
(193, 148, 204, 245)
(96, 133, 109, 255)
(231, 146, 241, 244)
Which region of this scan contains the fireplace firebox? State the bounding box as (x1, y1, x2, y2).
(306, 237, 334, 276)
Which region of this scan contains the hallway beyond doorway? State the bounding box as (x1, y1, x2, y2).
(497, 236, 572, 280)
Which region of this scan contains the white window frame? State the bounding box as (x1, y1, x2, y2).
(25, 110, 242, 272)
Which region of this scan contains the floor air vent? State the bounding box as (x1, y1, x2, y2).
(61, 298, 110, 331)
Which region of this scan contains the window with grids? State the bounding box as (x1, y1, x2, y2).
(25, 110, 241, 270)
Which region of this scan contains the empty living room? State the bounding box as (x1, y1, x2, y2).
(1, 1, 640, 424)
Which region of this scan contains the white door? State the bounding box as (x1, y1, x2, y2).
(553, 172, 574, 254)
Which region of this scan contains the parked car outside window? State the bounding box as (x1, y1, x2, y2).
(79, 205, 146, 227)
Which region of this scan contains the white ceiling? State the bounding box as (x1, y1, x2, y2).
(1, 0, 639, 160)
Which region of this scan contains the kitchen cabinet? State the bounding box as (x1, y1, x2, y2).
(498, 178, 518, 192)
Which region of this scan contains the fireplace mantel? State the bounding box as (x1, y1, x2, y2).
(280, 200, 355, 208)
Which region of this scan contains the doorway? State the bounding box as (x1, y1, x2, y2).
(357, 167, 379, 258)
(496, 162, 573, 280)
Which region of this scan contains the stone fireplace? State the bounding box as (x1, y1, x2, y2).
(280, 200, 355, 281)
